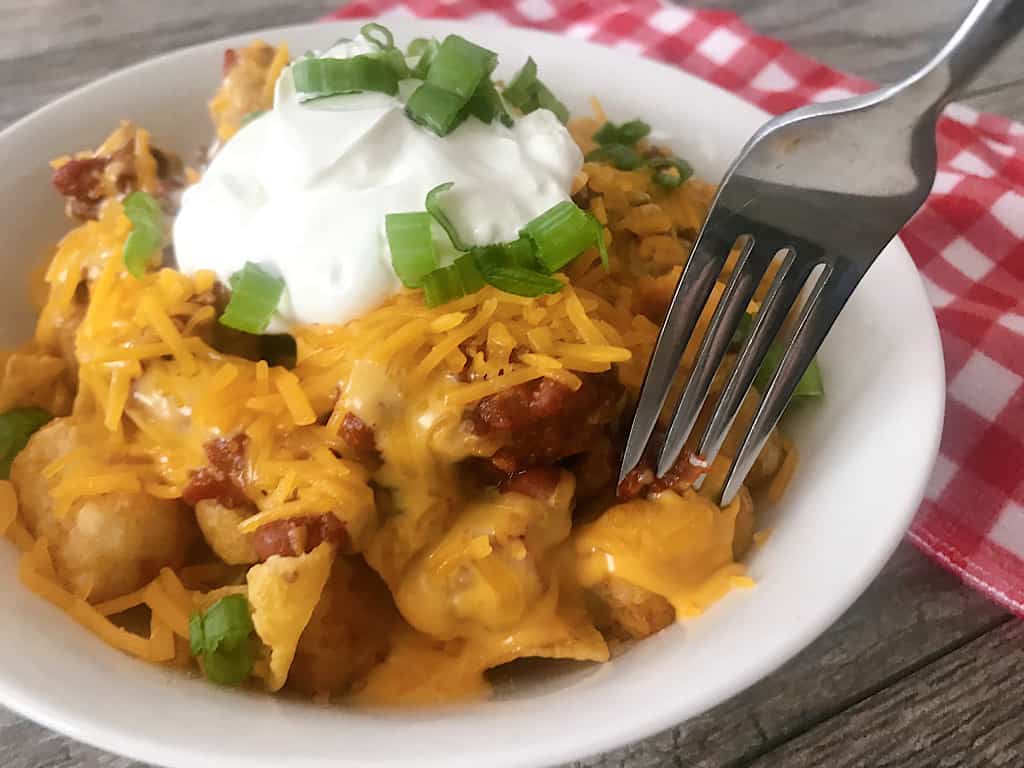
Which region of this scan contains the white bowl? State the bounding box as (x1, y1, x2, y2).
(0, 17, 944, 768)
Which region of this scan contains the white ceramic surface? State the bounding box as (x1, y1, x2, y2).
(0, 18, 945, 768)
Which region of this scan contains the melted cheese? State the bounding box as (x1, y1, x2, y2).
(574, 489, 747, 618)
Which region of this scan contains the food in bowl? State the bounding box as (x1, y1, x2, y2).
(0, 25, 815, 706)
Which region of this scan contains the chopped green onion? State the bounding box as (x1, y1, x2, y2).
(472, 237, 539, 272)
(467, 78, 513, 127)
(360, 22, 394, 51)
(503, 57, 570, 123)
(535, 82, 569, 124)
(471, 237, 564, 297)
(425, 35, 497, 100)
(732, 314, 825, 401)
(122, 191, 164, 279)
(386, 212, 438, 287)
(503, 57, 538, 110)
(421, 254, 485, 307)
(475, 265, 563, 298)
(372, 48, 410, 80)
(405, 82, 468, 136)
(755, 346, 825, 400)
(219, 262, 285, 335)
(593, 119, 651, 146)
(292, 55, 398, 97)
(189, 595, 254, 687)
(521, 201, 601, 273)
(409, 38, 440, 79)
(406, 35, 497, 137)
(407, 37, 433, 58)
(425, 182, 471, 252)
(585, 143, 645, 170)
(0, 407, 52, 479)
(650, 156, 694, 189)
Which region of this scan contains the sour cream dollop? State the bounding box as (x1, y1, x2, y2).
(173, 38, 584, 329)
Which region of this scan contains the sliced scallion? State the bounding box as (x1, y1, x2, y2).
(404, 82, 468, 136)
(425, 35, 497, 100)
(503, 57, 570, 123)
(472, 236, 563, 297)
(521, 201, 600, 273)
(122, 191, 164, 278)
(407, 37, 433, 58)
(476, 265, 563, 298)
(421, 254, 485, 307)
(732, 314, 825, 401)
(503, 57, 538, 110)
(386, 212, 438, 287)
(0, 407, 52, 479)
(360, 22, 394, 51)
(650, 156, 694, 189)
(406, 35, 497, 137)
(755, 346, 825, 400)
(535, 82, 569, 124)
(585, 143, 645, 170)
(593, 119, 651, 146)
(425, 182, 471, 252)
(219, 262, 285, 335)
(467, 78, 513, 127)
(472, 237, 539, 273)
(409, 38, 440, 79)
(292, 55, 399, 97)
(372, 48, 410, 80)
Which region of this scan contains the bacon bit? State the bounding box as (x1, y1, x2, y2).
(51, 139, 185, 221)
(339, 412, 376, 453)
(500, 466, 562, 500)
(222, 48, 238, 76)
(616, 448, 707, 501)
(51, 157, 107, 207)
(251, 515, 349, 561)
(182, 434, 250, 508)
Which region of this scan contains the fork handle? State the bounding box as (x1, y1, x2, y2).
(905, 0, 1024, 110)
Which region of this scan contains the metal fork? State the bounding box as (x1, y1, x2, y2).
(621, 0, 1024, 506)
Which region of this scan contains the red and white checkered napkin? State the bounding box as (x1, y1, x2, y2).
(327, 0, 1024, 615)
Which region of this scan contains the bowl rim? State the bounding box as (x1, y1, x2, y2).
(0, 16, 946, 768)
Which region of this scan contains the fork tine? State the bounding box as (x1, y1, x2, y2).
(618, 210, 738, 484)
(719, 264, 858, 506)
(655, 235, 771, 477)
(693, 249, 810, 476)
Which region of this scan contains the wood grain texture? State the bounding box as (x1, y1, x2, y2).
(1, 1, 1021, 767)
(742, 620, 1024, 768)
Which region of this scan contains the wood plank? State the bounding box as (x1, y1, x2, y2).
(742, 619, 1024, 768)
(690, 0, 1024, 96)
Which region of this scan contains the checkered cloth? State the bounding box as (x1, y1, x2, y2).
(327, 0, 1024, 616)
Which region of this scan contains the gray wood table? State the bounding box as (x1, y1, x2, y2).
(2, 1, 1022, 766)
